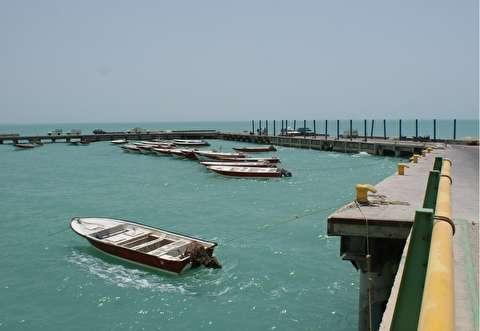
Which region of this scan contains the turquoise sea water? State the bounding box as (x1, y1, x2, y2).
(0, 126, 403, 330)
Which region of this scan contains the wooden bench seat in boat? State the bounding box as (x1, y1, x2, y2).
(91, 224, 127, 239)
(129, 235, 172, 253)
(149, 240, 190, 257)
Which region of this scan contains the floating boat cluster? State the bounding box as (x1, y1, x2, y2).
(116, 140, 292, 178)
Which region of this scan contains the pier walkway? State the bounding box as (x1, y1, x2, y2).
(327, 145, 479, 331)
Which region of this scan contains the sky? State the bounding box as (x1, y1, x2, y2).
(0, 0, 478, 123)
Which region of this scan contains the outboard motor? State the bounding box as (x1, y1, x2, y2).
(184, 242, 222, 269)
(280, 168, 292, 177)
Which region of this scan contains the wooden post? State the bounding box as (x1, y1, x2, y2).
(286, 120, 288, 135)
(294, 120, 296, 130)
(266, 120, 268, 136)
(337, 120, 340, 139)
(313, 120, 316, 138)
(252, 120, 254, 134)
(433, 119, 437, 140)
(325, 120, 328, 140)
(259, 120, 262, 135)
(384, 119, 387, 139)
(349, 119, 353, 141)
(303, 120, 306, 137)
(453, 119, 456, 140)
(370, 120, 375, 138)
(273, 120, 276, 136)
(364, 119, 367, 141)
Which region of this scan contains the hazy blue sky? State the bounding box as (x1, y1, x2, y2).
(1, 0, 478, 123)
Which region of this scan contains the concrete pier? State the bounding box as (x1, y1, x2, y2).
(221, 132, 431, 157)
(327, 145, 479, 331)
(0, 130, 219, 144)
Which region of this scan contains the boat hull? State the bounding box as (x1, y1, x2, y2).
(87, 238, 192, 274)
(233, 146, 276, 152)
(209, 169, 282, 178)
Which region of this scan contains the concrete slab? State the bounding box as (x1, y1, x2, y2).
(327, 150, 440, 239)
(444, 145, 479, 331)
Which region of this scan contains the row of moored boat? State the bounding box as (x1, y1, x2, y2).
(114, 139, 292, 178)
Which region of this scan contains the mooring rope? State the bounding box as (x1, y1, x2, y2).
(222, 204, 339, 244)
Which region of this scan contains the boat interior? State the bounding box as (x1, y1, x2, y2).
(87, 223, 194, 260)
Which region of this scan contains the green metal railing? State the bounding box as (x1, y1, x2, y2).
(389, 157, 443, 331)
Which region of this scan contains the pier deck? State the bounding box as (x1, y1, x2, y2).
(327, 145, 479, 331)
(221, 132, 431, 157)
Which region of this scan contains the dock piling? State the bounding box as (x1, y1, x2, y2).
(273, 120, 276, 136)
(337, 120, 340, 140)
(370, 120, 375, 138)
(453, 119, 456, 140)
(364, 119, 367, 142)
(433, 119, 437, 140)
(399, 119, 402, 141)
(251, 120, 254, 135)
(350, 120, 353, 141)
(325, 120, 328, 140)
(384, 120, 387, 140)
(416, 119, 419, 139)
(313, 120, 316, 137)
(304, 120, 307, 138)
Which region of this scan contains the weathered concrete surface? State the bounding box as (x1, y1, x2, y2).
(327, 151, 437, 239)
(379, 145, 479, 331)
(444, 145, 479, 331)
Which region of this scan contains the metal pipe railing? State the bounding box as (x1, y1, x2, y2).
(418, 159, 454, 331)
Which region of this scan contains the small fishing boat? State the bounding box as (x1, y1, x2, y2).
(121, 144, 142, 153)
(14, 143, 37, 149)
(152, 147, 173, 156)
(180, 149, 198, 160)
(200, 161, 277, 168)
(207, 166, 292, 178)
(169, 149, 188, 158)
(233, 145, 276, 152)
(69, 141, 81, 145)
(173, 139, 210, 146)
(194, 150, 246, 161)
(80, 140, 90, 145)
(111, 139, 128, 144)
(70, 217, 221, 275)
(211, 156, 280, 164)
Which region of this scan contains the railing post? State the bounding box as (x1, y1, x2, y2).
(433, 119, 437, 140)
(337, 120, 340, 139)
(252, 120, 254, 134)
(259, 120, 262, 135)
(453, 119, 456, 140)
(266, 120, 268, 136)
(304, 120, 307, 138)
(370, 120, 374, 138)
(433, 156, 443, 172)
(294, 120, 296, 130)
(286, 120, 288, 134)
(313, 120, 316, 138)
(383, 119, 387, 139)
(273, 120, 276, 136)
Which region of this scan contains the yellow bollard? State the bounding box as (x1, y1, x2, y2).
(397, 163, 409, 175)
(426, 147, 433, 153)
(421, 150, 427, 157)
(418, 159, 454, 331)
(355, 184, 377, 204)
(411, 154, 420, 163)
